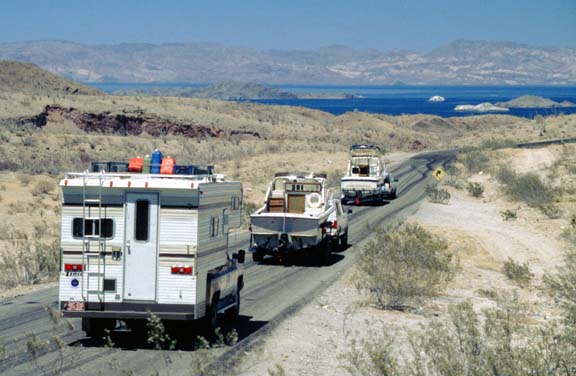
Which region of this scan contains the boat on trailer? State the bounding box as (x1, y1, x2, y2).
(340, 144, 397, 205)
(250, 172, 348, 265)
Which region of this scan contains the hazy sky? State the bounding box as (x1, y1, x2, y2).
(1, 0, 574, 50)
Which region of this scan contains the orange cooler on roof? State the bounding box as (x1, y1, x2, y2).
(161, 157, 176, 174)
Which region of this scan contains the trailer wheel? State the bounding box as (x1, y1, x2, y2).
(83, 318, 115, 339)
(340, 230, 349, 249)
(321, 241, 332, 266)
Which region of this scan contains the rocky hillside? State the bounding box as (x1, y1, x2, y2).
(0, 61, 101, 95)
(0, 40, 574, 85)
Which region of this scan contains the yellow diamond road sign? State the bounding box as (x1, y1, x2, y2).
(432, 167, 446, 181)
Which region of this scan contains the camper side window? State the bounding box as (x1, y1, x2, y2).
(72, 218, 114, 239)
(210, 216, 220, 237)
(231, 196, 241, 210)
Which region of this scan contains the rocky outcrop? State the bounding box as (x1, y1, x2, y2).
(20, 105, 261, 139)
(495, 95, 576, 108)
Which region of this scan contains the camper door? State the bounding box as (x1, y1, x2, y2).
(124, 193, 159, 301)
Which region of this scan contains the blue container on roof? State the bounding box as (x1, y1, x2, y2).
(150, 149, 162, 174)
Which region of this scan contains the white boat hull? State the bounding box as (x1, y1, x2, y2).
(251, 209, 333, 251)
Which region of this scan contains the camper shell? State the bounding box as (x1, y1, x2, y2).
(58, 167, 245, 336)
(340, 144, 397, 205)
(250, 172, 349, 265)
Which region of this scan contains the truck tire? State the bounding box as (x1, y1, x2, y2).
(83, 318, 114, 338)
(227, 287, 241, 319)
(206, 293, 220, 333)
(340, 230, 349, 249)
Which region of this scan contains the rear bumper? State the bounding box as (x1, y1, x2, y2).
(61, 302, 196, 320)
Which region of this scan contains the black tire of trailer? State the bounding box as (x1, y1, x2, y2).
(206, 292, 220, 333)
(82, 317, 115, 338)
(340, 229, 349, 249)
(321, 240, 332, 266)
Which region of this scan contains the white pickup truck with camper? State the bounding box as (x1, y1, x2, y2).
(58, 156, 245, 337)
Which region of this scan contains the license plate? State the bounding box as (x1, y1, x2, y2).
(65, 301, 85, 311)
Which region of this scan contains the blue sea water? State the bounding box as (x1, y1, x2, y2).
(90, 83, 576, 119)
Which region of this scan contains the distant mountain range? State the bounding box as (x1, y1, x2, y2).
(0, 39, 574, 85)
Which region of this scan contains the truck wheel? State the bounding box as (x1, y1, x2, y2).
(206, 293, 220, 333)
(83, 318, 114, 338)
(340, 230, 349, 249)
(227, 288, 241, 319)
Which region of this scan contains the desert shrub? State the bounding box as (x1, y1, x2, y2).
(0, 237, 59, 289)
(476, 288, 498, 299)
(458, 150, 490, 174)
(444, 176, 464, 190)
(31, 179, 56, 196)
(496, 167, 560, 217)
(545, 249, 576, 325)
(17, 173, 32, 186)
(425, 183, 450, 204)
(540, 204, 563, 219)
(466, 182, 484, 198)
(501, 209, 518, 221)
(479, 138, 516, 150)
(345, 296, 576, 376)
(242, 201, 259, 228)
(343, 332, 399, 376)
(503, 258, 533, 287)
(353, 223, 457, 310)
(495, 166, 517, 186)
(562, 226, 576, 248)
(146, 310, 176, 350)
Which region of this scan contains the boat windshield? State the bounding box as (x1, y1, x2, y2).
(350, 157, 379, 177)
(285, 182, 321, 193)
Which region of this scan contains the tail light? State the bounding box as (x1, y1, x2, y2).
(332, 220, 338, 229)
(171, 265, 193, 275)
(64, 263, 83, 271)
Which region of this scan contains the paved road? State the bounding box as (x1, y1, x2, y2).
(0, 150, 455, 375)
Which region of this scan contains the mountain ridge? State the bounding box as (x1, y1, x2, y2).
(0, 39, 574, 85)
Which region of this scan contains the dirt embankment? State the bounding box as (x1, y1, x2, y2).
(20, 105, 262, 139)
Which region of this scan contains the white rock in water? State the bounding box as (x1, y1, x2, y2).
(454, 102, 509, 112)
(428, 95, 445, 102)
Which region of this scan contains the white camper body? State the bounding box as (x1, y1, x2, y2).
(340, 144, 397, 205)
(250, 173, 348, 265)
(58, 170, 245, 336)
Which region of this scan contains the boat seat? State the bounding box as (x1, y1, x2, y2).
(268, 197, 285, 213)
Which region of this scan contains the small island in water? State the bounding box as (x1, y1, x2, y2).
(495, 95, 575, 108)
(114, 80, 357, 100)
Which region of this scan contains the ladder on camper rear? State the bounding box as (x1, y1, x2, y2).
(81, 170, 106, 310)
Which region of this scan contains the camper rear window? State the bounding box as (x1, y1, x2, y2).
(73, 218, 114, 238)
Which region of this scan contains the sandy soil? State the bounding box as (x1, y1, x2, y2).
(235, 147, 570, 376)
